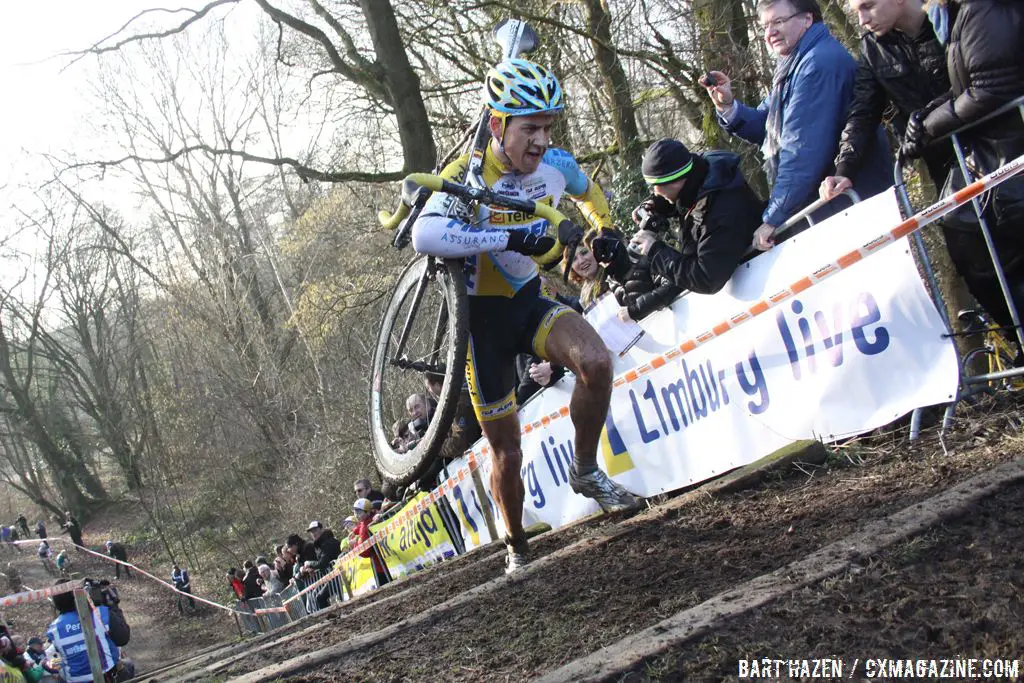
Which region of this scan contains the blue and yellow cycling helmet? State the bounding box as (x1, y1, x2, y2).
(484, 58, 564, 116)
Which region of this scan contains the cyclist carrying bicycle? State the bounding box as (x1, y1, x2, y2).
(412, 58, 641, 573)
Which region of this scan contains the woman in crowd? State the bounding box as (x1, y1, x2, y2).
(564, 233, 608, 308)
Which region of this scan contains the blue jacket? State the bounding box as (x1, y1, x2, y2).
(47, 607, 120, 683)
(720, 22, 891, 227)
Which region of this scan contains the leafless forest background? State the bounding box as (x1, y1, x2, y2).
(0, 0, 892, 571)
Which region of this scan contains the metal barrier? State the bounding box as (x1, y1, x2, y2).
(234, 600, 262, 634)
(898, 94, 1024, 436)
(277, 583, 306, 622)
(259, 593, 292, 630)
(771, 190, 862, 245)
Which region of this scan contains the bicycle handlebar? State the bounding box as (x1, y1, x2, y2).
(378, 172, 577, 270)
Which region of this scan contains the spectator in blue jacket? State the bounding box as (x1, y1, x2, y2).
(46, 580, 130, 683)
(705, 0, 891, 250)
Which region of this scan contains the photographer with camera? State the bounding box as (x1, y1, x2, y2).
(615, 139, 764, 296)
(46, 578, 133, 682)
(588, 208, 684, 323)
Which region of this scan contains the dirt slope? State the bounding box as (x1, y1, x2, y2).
(192, 395, 1024, 682)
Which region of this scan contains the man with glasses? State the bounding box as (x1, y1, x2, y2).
(352, 478, 384, 505)
(703, 0, 890, 251)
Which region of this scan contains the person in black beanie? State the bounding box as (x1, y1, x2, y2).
(595, 139, 764, 296)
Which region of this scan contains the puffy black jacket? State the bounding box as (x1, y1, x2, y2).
(921, 0, 1024, 245)
(922, 0, 1024, 147)
(836, 19, 951, 183)
(242, 566, 262, 599)
(648, 152, 764, 295)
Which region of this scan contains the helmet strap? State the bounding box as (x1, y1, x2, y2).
(490, 110, 511, 158)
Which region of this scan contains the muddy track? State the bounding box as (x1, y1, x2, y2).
(629, 480, 1024, 681)
(210, 417, 1023, 681)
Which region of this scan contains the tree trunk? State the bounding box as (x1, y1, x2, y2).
(581, 0, 642, 171)
(359, 0, 437, 172)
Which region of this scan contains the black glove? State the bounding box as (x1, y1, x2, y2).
(506, 230, 556, 256)
(591, 235, 632, 280)
(556, 220, 584, 248)
(901, 110, 932, 160)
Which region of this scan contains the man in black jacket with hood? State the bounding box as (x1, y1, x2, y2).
(608, 139, 764, 295)
(904, 0, 1024, 333)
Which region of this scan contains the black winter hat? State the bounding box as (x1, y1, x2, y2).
(642, 139, 695, 185)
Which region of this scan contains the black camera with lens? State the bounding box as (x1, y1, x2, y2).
(408, 417, 428, 438)
(83, 578, 120, 607)
(634, 205, 672, 235)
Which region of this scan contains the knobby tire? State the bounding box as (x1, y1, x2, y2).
(369, 256, 469, 485)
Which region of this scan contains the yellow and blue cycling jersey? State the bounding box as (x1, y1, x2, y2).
(412, 146, 612, 298)
(410, 145, 612, 422)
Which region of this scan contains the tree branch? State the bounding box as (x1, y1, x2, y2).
(59, 144, 406, 183)
(253, 0, 388, 102)
(63, 0, 240, 66)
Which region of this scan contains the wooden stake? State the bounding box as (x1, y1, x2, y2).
(73, 588, 107, 683)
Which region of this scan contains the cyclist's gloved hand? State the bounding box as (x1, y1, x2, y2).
(556, 220, 584, 248)
(901, 110, 932, 160)
(506, 230, 557, 256)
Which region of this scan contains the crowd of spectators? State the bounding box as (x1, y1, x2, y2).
(549, 0, 1024, 360)
(222, 478, 400, 613)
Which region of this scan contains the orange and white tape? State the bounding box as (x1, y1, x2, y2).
(10, 536, 247, 615)
(0, 580, 77, 608)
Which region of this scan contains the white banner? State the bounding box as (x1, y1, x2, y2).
(444, 189, 958, 550)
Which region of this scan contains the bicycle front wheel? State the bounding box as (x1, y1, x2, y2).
(369, 256, 469, 485)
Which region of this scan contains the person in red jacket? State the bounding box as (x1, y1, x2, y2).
(227, 568, 244, 600)
(348, 499, 389, 587)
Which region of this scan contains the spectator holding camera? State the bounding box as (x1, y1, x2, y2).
(403, 394, 436, 450)
(614, 139, 764, 295)
(593, 212, 684, 323)
(903, 0, 1024, 331)
(707, 0, 890, 250)
(46, 579, 132, 683)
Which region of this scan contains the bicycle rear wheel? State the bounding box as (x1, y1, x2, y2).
(369, 256, 469, 485)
